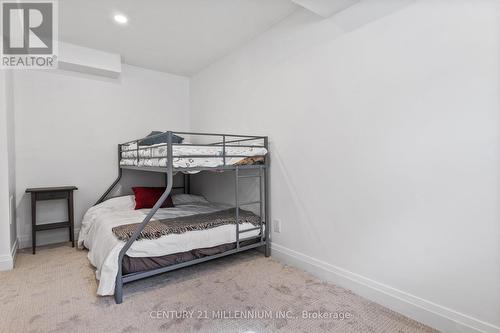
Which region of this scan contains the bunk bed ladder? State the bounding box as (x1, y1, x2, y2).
(235, 165, 265, 249)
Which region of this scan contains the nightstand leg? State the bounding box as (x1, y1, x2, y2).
(31, 194, 36, 255)
(68, 191, 75, 247)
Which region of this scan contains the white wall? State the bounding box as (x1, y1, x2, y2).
(191, 1, 500, 332)
(0, 69, 17, 270)
(0, 70, 10, 266)
(6, 70, 16, 254)
(13, 64, 190, 248)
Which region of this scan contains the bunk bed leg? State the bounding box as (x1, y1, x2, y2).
(115, 255, 124, 304)
(235, 167, 240, 249)
(264, 137, 271, 257)
(115, 272, 123, 304)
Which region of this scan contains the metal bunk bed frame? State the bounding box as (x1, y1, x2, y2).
(95, 131, 270, 304)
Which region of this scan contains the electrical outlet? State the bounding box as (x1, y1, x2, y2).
(273, 219, 281, 233)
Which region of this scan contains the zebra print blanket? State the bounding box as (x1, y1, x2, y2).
(112, 208, 261, 241)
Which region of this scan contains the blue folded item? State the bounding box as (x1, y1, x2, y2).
(140, 131, 184, 145)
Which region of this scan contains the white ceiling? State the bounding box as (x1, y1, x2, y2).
(59, 0, 298, 76)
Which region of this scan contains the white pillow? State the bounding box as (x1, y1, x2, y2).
(100, 195, 135, 210)
(172, 194, 209, 205)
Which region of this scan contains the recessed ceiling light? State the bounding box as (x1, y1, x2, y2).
(114, 14, 128, 24)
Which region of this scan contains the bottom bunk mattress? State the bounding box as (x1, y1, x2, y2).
(77, 195, 263, 296)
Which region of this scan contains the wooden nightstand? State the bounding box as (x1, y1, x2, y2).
(25, 186, 78, 254)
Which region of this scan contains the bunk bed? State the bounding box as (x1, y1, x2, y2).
(80, 131, 269, 304)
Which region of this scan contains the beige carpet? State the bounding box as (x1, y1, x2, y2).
(0, 245, 438, 333)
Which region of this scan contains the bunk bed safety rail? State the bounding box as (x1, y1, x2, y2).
(118, 131, 267, 170)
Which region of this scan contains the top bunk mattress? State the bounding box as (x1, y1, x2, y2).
(119, 143, 268, 169)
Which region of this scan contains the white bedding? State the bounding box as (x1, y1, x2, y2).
(77, 195, 262, 296)
(119, 143, 267, 168)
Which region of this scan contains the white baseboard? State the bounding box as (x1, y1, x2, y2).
(271, 243, 499, 333)
(18, 228, 80, 249)
(0, 255, 13, 271)
(0, 238, 17, 271)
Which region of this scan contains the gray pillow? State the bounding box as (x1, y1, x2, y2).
(140, 131, 184, 146)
